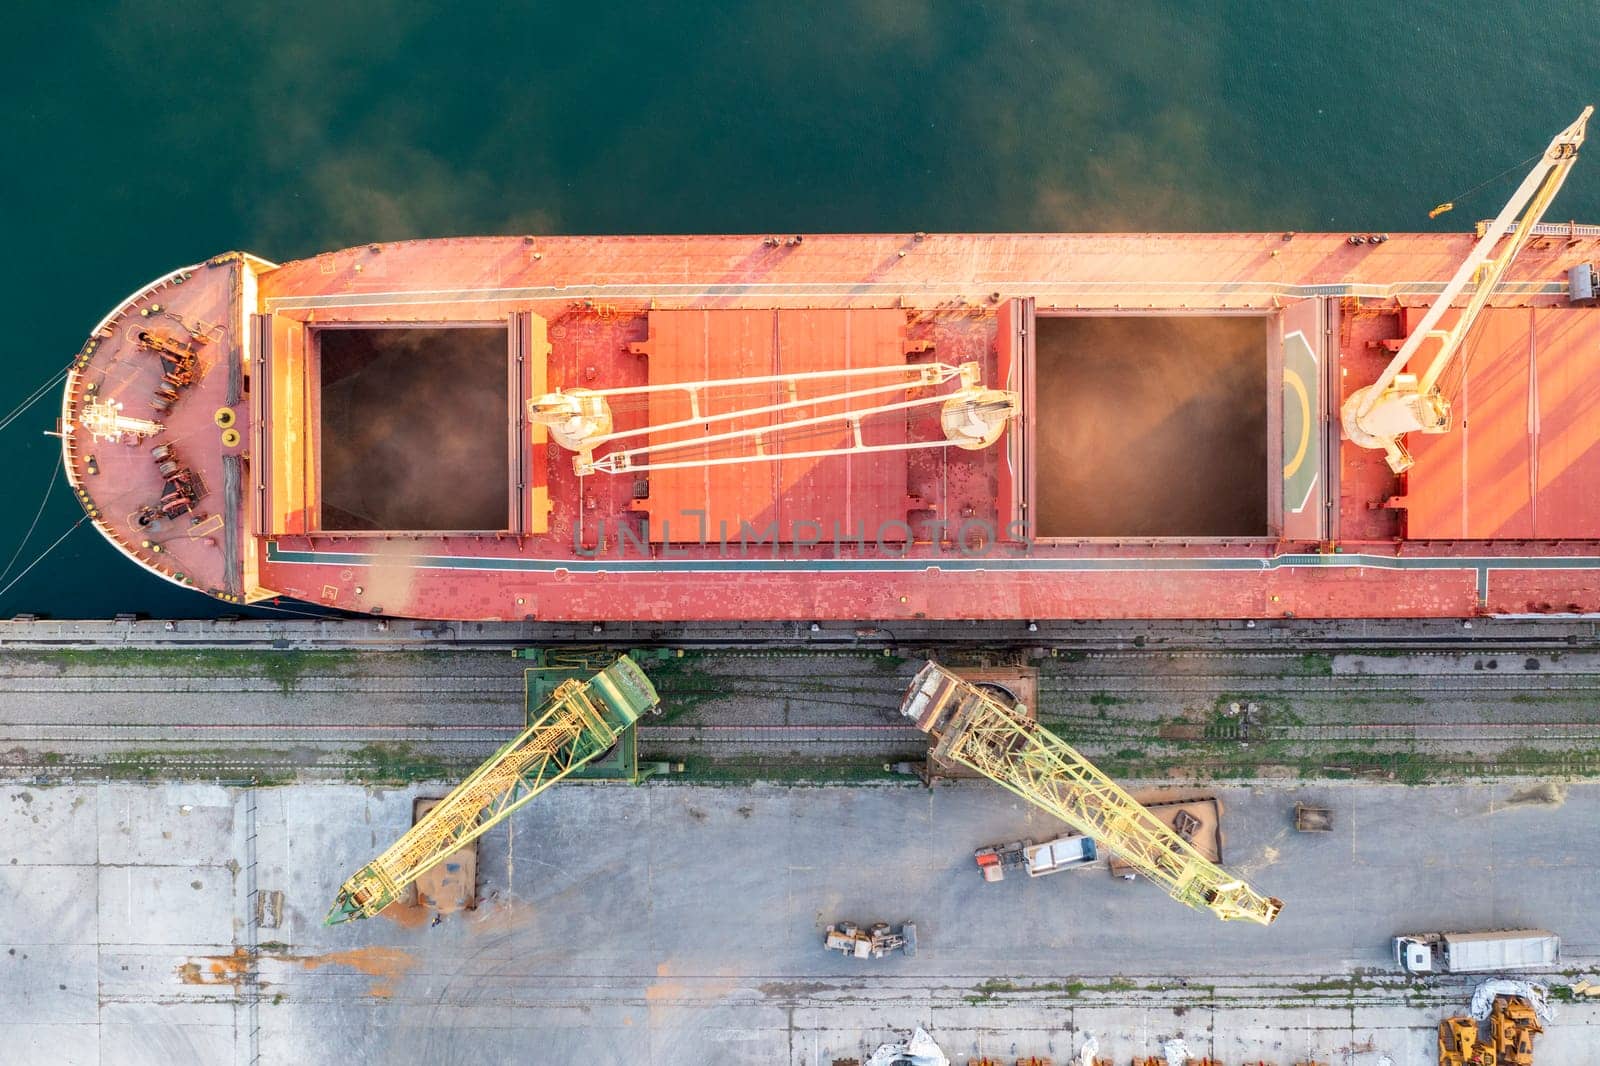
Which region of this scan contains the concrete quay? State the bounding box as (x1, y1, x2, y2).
(3, 780, 1597, 1066)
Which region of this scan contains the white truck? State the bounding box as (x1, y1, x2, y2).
(1392, 929, 1559, 975)
(974, 834, 1098, 882)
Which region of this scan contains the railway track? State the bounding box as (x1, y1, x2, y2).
(1043, 716, 1600, 740)
(4, 645, 1598, 781)
(1040, 677, 1600, 694)
(7, 672, 1600, 718)
(5, 719, 1598, 750)
(0, 676, 523, 693)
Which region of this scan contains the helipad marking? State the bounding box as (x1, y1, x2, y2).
(1281, 330, 1319, 514)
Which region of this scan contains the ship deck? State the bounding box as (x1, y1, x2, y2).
(62, 232, 1600, 621)
(60, 257, 251, 604)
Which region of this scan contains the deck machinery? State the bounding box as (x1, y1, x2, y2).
(325, 655, 658, 923)
(900, 661, 1282, 925)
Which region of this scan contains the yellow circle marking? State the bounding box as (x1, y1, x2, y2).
(1283, 368, 1310, 480)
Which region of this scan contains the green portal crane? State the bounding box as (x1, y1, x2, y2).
(325, 654, 658, 924)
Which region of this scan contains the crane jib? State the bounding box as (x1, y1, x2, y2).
(324, 655, 656, 924)
(900, 660, 1283, 926)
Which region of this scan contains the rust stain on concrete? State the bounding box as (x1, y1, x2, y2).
(297, 946, 417, 998)
(176, 947, 249, 985)
(379, 899, 430, 929)
(177, 945, 417, 999)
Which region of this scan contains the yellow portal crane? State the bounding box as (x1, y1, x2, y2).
(325, 655, 658, 923)
(1343, 106, 1592, 473)
(899, 662, 1283, 925)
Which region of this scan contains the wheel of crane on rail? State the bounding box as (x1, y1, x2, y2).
(975, 681, 1020, 709)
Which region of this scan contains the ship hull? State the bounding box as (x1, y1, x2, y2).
(61, 233, 1600, 621)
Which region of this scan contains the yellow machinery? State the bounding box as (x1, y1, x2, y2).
(1438, 996, 1543, 1066)
(1343, 107, 1591, 472)
(1490, 994, 1542, 1066)
(325, 655, 658, 923)
(1439, 1016, 1492, 1066)
(899, 661, 1283, 925)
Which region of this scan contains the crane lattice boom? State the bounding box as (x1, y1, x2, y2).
(900, 662, 1283, 925)
(325, 656, 658, 924)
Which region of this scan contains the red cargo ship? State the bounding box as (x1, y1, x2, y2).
(59, 112, 1600, 622)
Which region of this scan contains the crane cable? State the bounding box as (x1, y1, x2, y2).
(0, 364, 71, 435)
(1428, 148, 1545, 219)
(0, 515, 88, 604)
(1437, 322, 1492, 406)
(0, 455, 63, 587)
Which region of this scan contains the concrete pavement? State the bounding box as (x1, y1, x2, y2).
(3, 779, 1597, 1065)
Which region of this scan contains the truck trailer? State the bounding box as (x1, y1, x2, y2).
(1393, 929, 1559, 974)
(974, 834, 1097, 882)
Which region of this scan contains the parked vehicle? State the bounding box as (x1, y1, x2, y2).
(1392, 929, 1559, 974)
(975, 833, 1097, 882)
(824, 921, 917, 959)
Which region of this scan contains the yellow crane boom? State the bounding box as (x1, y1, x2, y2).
(325, 655, 658, 924)
(899, 661, 1283, 925)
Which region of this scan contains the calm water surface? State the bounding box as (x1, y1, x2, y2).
(3, 2, 1598, 617)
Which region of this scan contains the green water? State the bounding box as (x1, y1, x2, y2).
(3, 2, 1597, 618)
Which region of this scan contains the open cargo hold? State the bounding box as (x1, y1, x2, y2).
(317, 325, 511, 533)
(1032, 314, 1269, 539)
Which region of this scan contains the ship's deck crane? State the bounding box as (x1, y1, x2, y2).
(900, 662, 1283, 925)
(325, 655, 658, 924)
(529, 360, 1019, 476)
(1343, 106, 1592, 473)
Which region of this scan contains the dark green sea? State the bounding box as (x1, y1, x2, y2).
(3, 2, 1598, 618)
